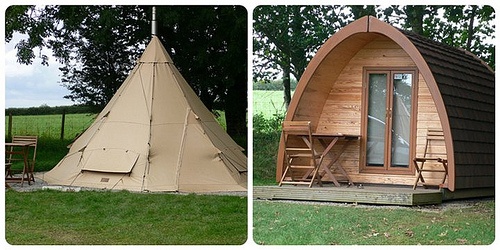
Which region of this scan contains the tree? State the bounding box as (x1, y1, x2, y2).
(5, 5, 247, 139)
(350, 5, 377, 19)
(378, 5, 495, 69)
(439, 5, 495, 70)
(54, 6, 150, 107)
(253, 5, 348, 108)
(156, 6, 247, 137)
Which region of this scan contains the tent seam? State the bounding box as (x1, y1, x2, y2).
(174, 108, 191, 191)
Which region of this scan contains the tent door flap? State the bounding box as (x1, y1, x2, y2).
(81, 148, 140, 173)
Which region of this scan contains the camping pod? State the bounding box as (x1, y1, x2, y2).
(276, 16, 494, 195)
(44, 36, 247, 192)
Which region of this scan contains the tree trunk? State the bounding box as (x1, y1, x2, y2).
(283, 64, 291, 110)
(224, 72, 247, 147)
(466, 5, 478, 51)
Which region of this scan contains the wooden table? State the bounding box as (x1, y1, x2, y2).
(5, 141, 36, 186)
(308, 133, 360, 187)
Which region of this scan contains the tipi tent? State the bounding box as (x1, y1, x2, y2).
(43, 36, 247, 192)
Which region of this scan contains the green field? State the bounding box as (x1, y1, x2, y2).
(253, 90, 289, 118)
(5, 113, 96, 140)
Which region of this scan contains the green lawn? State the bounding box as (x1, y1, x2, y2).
(253, 199, 494, 245)
(5, 190, 247, 245)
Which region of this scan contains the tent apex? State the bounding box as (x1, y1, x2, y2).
(139, 36, 173, 63)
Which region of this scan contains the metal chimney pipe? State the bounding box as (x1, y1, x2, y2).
(151, 6, 157, 36)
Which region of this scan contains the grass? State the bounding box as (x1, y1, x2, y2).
(6, 113, 96, 140)
(253, 199, 494, 245)
(5, 189, 247, 245)
(253, 90, 289, 119)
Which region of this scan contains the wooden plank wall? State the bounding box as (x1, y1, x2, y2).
(315, 36, 446, 186)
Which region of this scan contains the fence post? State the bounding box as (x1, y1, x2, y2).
(60, 109, 66, 140)
(8, 113, 13, 139)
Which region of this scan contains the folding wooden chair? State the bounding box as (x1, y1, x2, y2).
(5, 163, 12, 177)
(413, 129, 448, 189)
(279, 121, 323, 188)
(6, 136, 38, 183)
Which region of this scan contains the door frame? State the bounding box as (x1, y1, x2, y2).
(360, 67, 419, 175)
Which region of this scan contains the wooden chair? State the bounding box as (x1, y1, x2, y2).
(279, 121, 323, 188)
(413, 129, 448, 189)
(5, 163, 12, 178)
(6, 136, 38, 183)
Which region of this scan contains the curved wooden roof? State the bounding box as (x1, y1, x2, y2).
(283, 16, 494, 191)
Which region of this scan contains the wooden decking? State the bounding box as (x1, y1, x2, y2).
(254, 184, 443, 206)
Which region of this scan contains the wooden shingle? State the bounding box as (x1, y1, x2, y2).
(402, 30, 495, 189)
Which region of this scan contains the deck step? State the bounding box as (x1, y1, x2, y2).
(254, 185, 442, 206)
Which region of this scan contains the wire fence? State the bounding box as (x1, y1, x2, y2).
(5, 113, 96, 140)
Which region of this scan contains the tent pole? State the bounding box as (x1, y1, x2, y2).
(151, 6, 157, 36)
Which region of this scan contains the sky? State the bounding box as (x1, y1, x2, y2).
(4, 33, 74, 108)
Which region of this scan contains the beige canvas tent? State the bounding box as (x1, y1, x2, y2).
(43, 36, 247, 192)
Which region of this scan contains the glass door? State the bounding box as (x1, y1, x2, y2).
(390, 73, 413, 168)
(362, 69, 417, 173)
(366, 73, 388, 167)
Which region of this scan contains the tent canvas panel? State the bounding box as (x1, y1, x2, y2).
(144, 123, 185, 191)
(83, 122, 150, 154)
(200, 121, 247, 171)
(42, 152, 83, 185)
(138, 37, 173, 63)
(150, 64, 193, 124)
(170, 66, 220, 122)
(178, 112, 246, 192)
(68, 115, 107, 154)
(104, 66, 153, 124)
